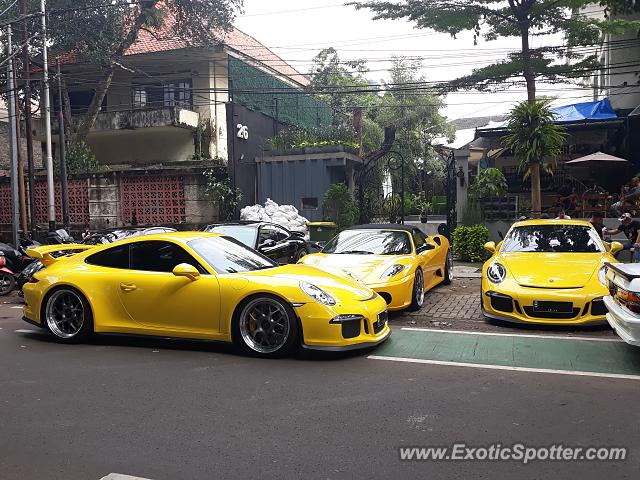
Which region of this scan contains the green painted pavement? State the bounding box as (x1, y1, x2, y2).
(375, 329, 640, 377)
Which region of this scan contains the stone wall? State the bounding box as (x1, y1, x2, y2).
(0, 169, 220, 242)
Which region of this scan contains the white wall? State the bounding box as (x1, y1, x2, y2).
(87, 127, 195, 165)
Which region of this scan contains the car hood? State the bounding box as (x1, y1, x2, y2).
(498, 252, 604, 288)
(300, 253, 411, 283)
(242, 263, 376, 301)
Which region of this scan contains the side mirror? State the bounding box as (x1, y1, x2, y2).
(484, 241, 496, 253)
(172, 263, 200, 281)
(610, 241, 624, 255)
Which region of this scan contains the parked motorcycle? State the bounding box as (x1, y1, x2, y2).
(0, 240, 38, 296)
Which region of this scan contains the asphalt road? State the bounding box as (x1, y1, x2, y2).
(1, 297, 639, 480)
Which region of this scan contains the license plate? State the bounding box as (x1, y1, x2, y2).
(532, 301, 572, 313)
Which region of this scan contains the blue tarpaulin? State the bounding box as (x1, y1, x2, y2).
(551, 98, 617, 122)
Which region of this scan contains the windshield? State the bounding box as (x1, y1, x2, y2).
(501, 225, 605, 253)
(188, 236, 276, 273)
(322, 229, 412, 255)
(206, 225, 258, 248)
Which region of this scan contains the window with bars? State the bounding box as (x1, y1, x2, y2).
(132, 80, 193, 110)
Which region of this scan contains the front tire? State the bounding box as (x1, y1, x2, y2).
(233, 295, 299, 358)
(43, 288, 93, 342)
(443, 251, 454, 285)
(408, 269, 425, 311)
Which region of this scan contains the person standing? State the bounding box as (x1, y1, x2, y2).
(603, 213, 640, 262)
(589, 212, 606, 239)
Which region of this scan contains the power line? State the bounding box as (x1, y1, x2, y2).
(0, 0, 18, 18)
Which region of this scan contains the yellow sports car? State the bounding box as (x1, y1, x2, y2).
(482, 219, 622, 325)
(22, 232, 390, 357)
(299, 224, 452, 311)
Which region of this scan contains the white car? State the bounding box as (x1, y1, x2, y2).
(603, 263, 640, 346)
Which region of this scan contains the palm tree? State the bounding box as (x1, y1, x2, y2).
(503, 100, 567, 217)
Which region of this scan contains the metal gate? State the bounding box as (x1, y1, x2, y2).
(120, 175, 186, 225)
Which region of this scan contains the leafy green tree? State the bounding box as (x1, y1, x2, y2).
(372, 56, 452, 195)
(351, 1, 640, 101)
(351, 1, 640, 212)
(0, 0, 243, 141)
(503, 99, 567, 215)
(307, 47, 379, 122)
(469, 167, 508, 199)
(322, 183, 358, 230)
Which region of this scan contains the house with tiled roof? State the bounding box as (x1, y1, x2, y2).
(24, 21, 332, 229)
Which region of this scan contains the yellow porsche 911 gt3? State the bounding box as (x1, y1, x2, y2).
(22, 232, 390, 357)
(299, 224, 452, 311)
(482, 219, 622, 325)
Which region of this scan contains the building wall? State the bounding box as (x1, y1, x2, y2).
(0, 170, 219, 241)
(257, 150, 360, 221)
(86, 127, 196, 165)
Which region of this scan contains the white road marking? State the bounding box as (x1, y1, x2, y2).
(401, 327, 623, 343)
(14, 329, 38, 334)
(100, 474, 154, 480)
(10, 306, 22, 309)
(368, 355, 640, 381)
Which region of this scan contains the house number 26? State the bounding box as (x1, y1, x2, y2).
(236, 124, 249, 140)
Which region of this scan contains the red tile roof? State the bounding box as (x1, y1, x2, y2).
(59, 15, 309, 87)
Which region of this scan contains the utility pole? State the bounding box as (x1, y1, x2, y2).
(12, 57, 28, 233)
(21, 0, 37, 237)
(57, 59, 69, 231)
(6, 26, 20, 248)
(41, 0, 56, 232)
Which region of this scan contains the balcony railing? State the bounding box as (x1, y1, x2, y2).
(35, 106, 199, 138)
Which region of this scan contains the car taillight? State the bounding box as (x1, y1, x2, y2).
(617, 289, 640, 314)
(0, 254, 5, 266)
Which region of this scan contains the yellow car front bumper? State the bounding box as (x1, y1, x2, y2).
(295, 294, 391, 350)
(481, 279, 608, 325)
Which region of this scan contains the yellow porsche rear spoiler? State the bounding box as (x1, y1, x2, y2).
(26, 244, 96, 266)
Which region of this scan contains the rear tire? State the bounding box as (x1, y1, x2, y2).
(232, 295, 299, 358)
(408, 269, 425, 312)
(442, 251, 453, 285)
(0, 273, 15, 296)
(42, 287, 93, 343)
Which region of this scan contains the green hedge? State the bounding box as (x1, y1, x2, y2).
(452, 224, 489, 262)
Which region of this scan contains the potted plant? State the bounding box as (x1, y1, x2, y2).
(413, 192, 432, 223)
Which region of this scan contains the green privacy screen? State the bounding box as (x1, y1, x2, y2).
(229, 57, 333, 130)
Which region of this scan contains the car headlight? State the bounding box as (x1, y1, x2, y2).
(487, 262, 507, 284)
(598, 266, 607, 286)
(381, 264, 405, 279)
(300, 281, 336, 305)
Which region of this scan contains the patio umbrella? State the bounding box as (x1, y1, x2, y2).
(565, 151, 628, 164)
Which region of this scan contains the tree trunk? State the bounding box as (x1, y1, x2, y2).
(530, 162, 541, 217)
(519, 17, 540, 215)
(73, 65, 115, 141)
(73, 1, 160, 141)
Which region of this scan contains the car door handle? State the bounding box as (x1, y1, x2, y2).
(120, 283, 137, 292)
